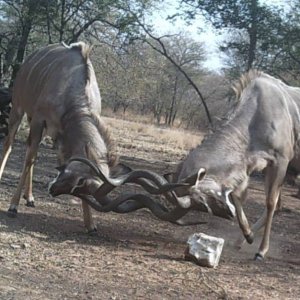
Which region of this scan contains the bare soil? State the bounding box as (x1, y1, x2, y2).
(0, 117, 299, 300)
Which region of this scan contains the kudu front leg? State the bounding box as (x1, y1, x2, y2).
(231, 191, 254, 245)
(23, 164, 35, 207)
(234, 207, 268, 250)
(81, 200, 96, 234)
(232, 188, 270, 250)
(0, 109, 24, 180)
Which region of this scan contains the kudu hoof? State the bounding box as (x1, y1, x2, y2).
(23, 195, 35, 207)
(254, 253, 264, 261)
(245, 232, 254, 244)
(7, 208, 18, 218)
(25, 201, 35, 208)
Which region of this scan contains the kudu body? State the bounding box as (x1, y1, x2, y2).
(0, 42, 118, 232)
(169, 70, 300, 259)
(0, 42, 195, 231)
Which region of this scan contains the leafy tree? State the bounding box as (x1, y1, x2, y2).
(180, 0, 284, 73)
(263, 1, 300, 82)
(0, 0, 161, 85)
(0, 0, 45, 85)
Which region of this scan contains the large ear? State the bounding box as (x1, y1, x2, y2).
(182, 167, 206, 186)
(222, 187, 236, 217)
(110, 163, 132, 178)
(195, 168, 206, 187)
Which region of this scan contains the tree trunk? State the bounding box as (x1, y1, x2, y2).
(247, 0, 258, 70)
(171, 110, 177, 126)
(0, 53, 2, 85)
(59, 0, 66, 42)
(113, 103, 120, 113)
(168, 75, 178, 126)
(46, 0, 52, 44)
(10, 22, 32, 86)
(164, 112, 168, 125)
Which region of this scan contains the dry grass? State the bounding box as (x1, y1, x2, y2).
(103, 117, 203, 159)
(102, 108, 155, 125)
(15, 114, 203, 154)
(141, 125, 201, 151)
(13, 115, 204, 171)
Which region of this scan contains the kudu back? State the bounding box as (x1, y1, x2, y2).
(0, 42, 117, 232)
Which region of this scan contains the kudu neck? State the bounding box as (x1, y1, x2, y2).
(61, 111, 110, 166)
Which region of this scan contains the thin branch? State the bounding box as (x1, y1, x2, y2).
(134, 20, 212, 126)
(69, 18, 98, 43)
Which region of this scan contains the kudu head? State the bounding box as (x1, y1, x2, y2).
(177, 168, 236, 220)
(48, 157, 131, 197)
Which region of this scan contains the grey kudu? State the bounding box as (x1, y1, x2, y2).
(0, 42, 198, 231)
(164, 70, 300, 260)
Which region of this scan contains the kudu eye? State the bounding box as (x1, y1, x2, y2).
(77, 178, 85, 186)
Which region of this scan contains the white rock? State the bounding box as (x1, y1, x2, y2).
(10, 244, 21, 249)
(185, 233, 225, 268)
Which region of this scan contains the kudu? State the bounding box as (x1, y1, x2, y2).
(89, 70, 300, 260)
(0, 42, 194, 231)
(0, 42, 113, 232)
(167, 70, 300, 260)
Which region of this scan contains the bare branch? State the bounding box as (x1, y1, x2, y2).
(134, 20, 213, 126)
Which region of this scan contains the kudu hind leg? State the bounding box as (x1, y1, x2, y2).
(255, 160, 287, 260)
(8, 120, 44, 215)
(245, 174, 275, 237)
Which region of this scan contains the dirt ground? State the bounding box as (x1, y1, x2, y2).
(0, 117, 299, 300)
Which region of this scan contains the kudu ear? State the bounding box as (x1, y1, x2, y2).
(195, 168, 206, 186)
(110, 163, 132, 178)
(182, 167, 206, 186)
(222, 187, 236, 218)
